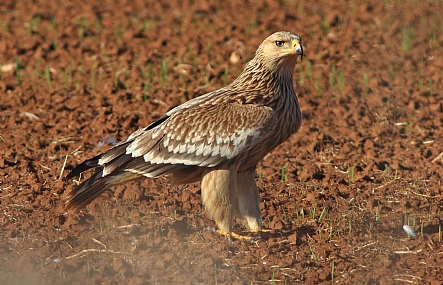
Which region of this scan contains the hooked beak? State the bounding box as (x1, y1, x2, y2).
(292, 39, 304, 59)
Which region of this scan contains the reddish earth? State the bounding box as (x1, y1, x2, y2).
(1, 1, 443, 284)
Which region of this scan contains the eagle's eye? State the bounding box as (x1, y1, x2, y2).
(275, 41, 285, 47)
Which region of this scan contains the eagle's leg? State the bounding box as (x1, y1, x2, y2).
(235, 166, 286, 239)
(201, 166, 269, 240)
(235, 166, 290, 239)
(200, 168, 235, 233)
(235, 166, 262, 231)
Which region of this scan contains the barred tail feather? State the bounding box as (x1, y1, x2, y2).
(65, 171, 139, 210)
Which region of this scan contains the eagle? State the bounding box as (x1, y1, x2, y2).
(65, 31, 304, 238)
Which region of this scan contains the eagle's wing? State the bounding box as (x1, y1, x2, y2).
(104, 101, 274, 172)
(65, 99, 274, 209)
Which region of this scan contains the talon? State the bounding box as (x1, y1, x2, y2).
(265, 228, 283, 234)
(216, 230, 257, 241)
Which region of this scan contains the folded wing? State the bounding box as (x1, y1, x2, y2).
(65, 98, 274, 209)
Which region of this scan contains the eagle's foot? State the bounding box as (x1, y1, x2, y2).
(216, 230, 260, 242)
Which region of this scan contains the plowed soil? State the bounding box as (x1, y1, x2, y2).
(1, 1, 443, 284)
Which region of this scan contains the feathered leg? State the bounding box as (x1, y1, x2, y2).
(200, 167, 236, 232)
(236, 166, 262, 231)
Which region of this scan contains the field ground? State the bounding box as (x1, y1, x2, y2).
(1, 1, 443, 284)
